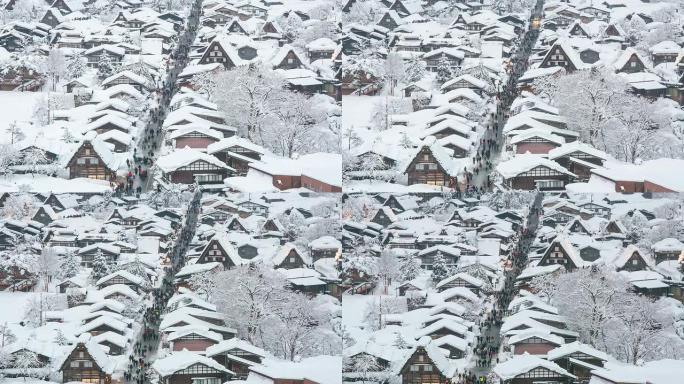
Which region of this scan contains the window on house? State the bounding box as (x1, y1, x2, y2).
(410, 365, 420, 372)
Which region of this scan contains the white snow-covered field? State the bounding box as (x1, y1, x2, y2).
(0, 91, 45, 144)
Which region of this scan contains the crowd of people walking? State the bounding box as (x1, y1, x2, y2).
(114, 0, 204, 197)
(125, 188, 202, 383)
(456, 192, 542, 384)
(462, 6, 543, 197)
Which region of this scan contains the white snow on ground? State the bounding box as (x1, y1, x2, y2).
(0, 175, 113, 194)
(0, 92, 45, 144)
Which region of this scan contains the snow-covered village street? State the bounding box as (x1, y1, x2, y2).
(0, 0, 682, 383)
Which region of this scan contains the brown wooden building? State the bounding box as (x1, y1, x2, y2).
(152, 351, 231, 384)
(157, 147, 233, 185)
(404, 137, 458, 187)
(66, 135, 120, 181)
(59, 340, 112, 384)
(197, 232, 243, 269)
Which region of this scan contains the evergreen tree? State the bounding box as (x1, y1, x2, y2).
(66, 54, 87, 80)
(400, 132, 413, 149)
(398, 253, 421, 282)
(97, 53, 115, 80)
(59, 250, 80, 279)
(91, 250, 109, 281)
(393, 332, 409, 349)
(436, 55, 453, 84)
(61, 128, 76, 143)
(431, 251, 451, 282)
(54, 329, 69, 346)
(404, 56, 426, 84)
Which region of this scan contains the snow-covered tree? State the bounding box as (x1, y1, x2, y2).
(65, 54, 87, 81)
(188, 271, 216, 299)
(61, 128, 77, 143)
(342, 0, 385, 25)
(430, 251, 451, 282)
(96, 54, 116, 80)
(44, 49, 66, 91)
(13, 350, 42, 379)
(551, 266, 628, 346)
(54, 329, 69, 346)
(21, 147, 48, 176)
(280, 13, 304, 42)
(5, 121, 24, 144)
(605, 294, 680, 364)
(196, 64, 286, 142)
(363, 296, 405, 332)
(383, 53, 404, 96)
(394, 332, 409, 349)
(0, 144, 18, 177)
(268, 92, 327, 158)
(91, 250, 109, 281)
(343, 353, 394, 383)
(36, 246, 59, 290)
(267, 292, 336, 360)
(23, 294, 60, 327)
(435, 55, 453, 84)
(58, 250, 80, 280)
(398, 253, 422, 282)
(0, 323, 15, 347)
(404, 56, 426, 84)
(376, 249, 400, 292)
(211, 264, 288, 344)
(529, 273, 560, 304)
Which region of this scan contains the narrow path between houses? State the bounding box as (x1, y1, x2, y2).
(468, 0, 545, 193)
(132, 0, 205, 193)
(469, 192, 543, 380)
(124, 188, 202, 384)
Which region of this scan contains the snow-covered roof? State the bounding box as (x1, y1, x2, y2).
(167, 326, 224, 343)
(152, 350, 233, 377)
(96, 269, 145, 287)
(206, 136, 266, 155)
(156, 147, 233, 173)
(205, 338, 267, 358)
(441, 74, 488, 91)
(613, 47, 649, 72)
(436, 272, 485, 289)
(175, 262, 221, 278)
(167, 125, 223, 141)
(57, 335, 114, 374)
(101, 70, 148, 87)
(650, 40, 681, 55)
(542, 39, 585, 70)
(508, 329, 564, 346)
(547, 341, 611, 362)
(496, 154, 576, 179)
(248, 355, 341, 383)
(652, 238, 684, 253)
(494, 354, 575, 380)
(509, 129, 565, 145)
(306, 37, 337, 52)
(548, 141, 608, 160)
(309, 235, 341, 250)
